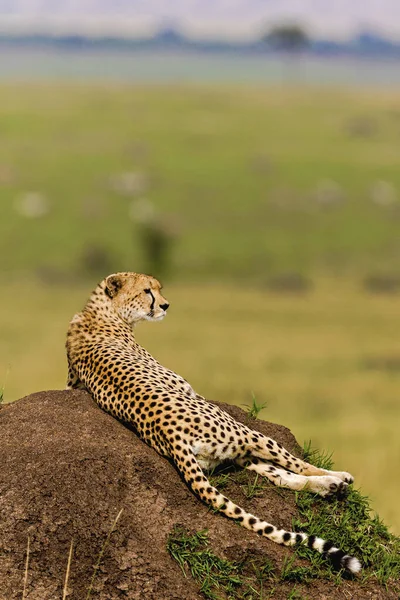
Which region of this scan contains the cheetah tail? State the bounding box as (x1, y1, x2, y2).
(175, 449, 361, 575)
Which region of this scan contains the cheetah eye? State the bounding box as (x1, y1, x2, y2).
(144, 288, 151, 294)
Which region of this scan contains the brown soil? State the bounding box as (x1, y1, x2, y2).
(0, 390, 396, 599)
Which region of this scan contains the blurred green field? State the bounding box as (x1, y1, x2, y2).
(1, 84, 400, 279)
(1, 84, 399, 535)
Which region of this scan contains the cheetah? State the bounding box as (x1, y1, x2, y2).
(66, 272, 361, 574)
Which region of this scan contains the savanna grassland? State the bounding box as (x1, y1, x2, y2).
(1, 84, 400, 278)
(1, 84, 400, 535)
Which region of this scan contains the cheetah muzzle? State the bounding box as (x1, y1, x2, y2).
(66, 271, 361, 575)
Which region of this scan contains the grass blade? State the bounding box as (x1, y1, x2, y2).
(62, 540, 74, 600)
(22, 535, 30, 600)
(86, 509, 123, 600)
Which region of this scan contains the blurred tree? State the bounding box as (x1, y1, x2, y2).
(138, 221, 175, 278)
(264, 25, 310, 54)
(129, 199, 178, 278)
(264, 25, 310, 82)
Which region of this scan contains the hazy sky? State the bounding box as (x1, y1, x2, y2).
(0, 0, 399, 40)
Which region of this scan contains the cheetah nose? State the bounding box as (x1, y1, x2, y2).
(160, 303, 169, 311)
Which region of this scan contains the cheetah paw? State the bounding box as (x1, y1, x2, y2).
(327, 470, 354, 485)
(307, 475, 349, 498)
(326, 480, 349, 500)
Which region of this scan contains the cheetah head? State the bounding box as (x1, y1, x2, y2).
(104, 272, 169, 325)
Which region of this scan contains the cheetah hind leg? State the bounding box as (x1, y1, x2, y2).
(236, 457, 349, 499)
(248, 433, 354, 493)
(173, 444, 361, 575)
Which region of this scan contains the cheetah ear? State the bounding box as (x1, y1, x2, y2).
(105, 274, 124, 298)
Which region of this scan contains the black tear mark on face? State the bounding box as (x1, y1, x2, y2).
(145, 289, 155, 311)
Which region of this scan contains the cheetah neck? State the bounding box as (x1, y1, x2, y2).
(82, 282, 135, 339)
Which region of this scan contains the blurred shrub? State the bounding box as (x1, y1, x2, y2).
(249, 153, 273, 175)
(80, 197, 106, 221)
(0, 164, 15, 185)
(345, 116, 377, 138)
(80, 244, 114, 277)
(363, 274, 400, 294)
(370, 180, 398, 208)
(361, 355, 400, 373)
(14, 192, 49, 219)
(265, 272, 313, 294)
(108, 171, 149, 196)
(313, 179, 346, 207)
(35, 265, 71, 285)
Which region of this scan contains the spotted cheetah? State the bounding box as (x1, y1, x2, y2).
(66, 272, 361, 574)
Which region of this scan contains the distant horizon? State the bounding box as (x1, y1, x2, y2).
(0, 24, 399, 48)
(0, 26, 399, 61)
(0, 1, 399, 42)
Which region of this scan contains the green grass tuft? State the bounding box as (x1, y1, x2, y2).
(245, 393, 268, 420)
(167, 526, 281, 599)
(209, 466, 268, 501)
(292, 443, 400, 588)
(208, 466, 234, 491)
(166, 527, 245, 599)
(280, 555, 317, 585)
(168, 443, 400, 598)
(240, 473, 267, 501)
(286, 587, 308, 600)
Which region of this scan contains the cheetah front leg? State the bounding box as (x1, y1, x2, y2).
(177, 377, 198, 399)
(66, 364, 86, 390)
(148, 355, 198, 398)
(236, 457, 349, 498)
(164, 368, 198, 398)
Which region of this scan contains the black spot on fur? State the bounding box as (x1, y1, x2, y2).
(264, 525, 274, 535)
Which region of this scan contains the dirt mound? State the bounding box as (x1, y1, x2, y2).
(0, 390, 395, 599)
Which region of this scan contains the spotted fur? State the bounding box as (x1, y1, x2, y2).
(66, 272, 361, 575)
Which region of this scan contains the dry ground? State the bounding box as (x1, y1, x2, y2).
(1, 390, 398, 600)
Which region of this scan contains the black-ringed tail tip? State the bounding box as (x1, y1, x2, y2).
(241, 521, 362, 575)
(305, 534, 362, 574)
